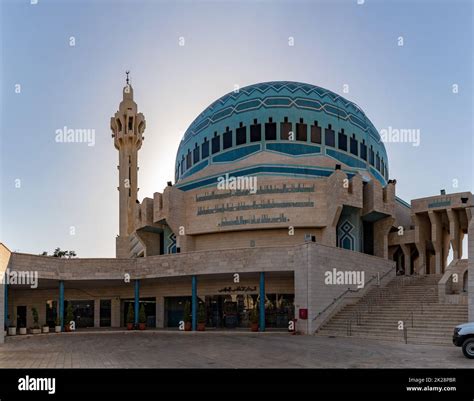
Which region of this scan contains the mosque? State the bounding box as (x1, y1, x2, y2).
(1, 79, 472, 343)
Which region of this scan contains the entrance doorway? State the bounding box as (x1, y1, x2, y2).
(66, 300, 94, 328)
(121, 298, 156, 327)
(16, 305, 27, 328)
(100, 300, 111, 327)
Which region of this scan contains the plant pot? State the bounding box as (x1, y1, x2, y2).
(184, 322, 192, 331)
(197, 322, 206, 331)
(127, 323, 134, 330)
(65, 325, 71, 332)
(8, 327, 17, 336)
(42, 326, 50, 334)
(31, 328, 41, 335)
(55, 325, 62, 333)
(250, 323, 259, 332)
(138, 323, 146, 330)
(19, 327, 27, 335)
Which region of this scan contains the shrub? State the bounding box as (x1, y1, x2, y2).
(139, 304, 146, 324)
(126, 303, 134, 324)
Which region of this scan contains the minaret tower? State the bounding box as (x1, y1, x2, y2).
(110, 72, 146, 258)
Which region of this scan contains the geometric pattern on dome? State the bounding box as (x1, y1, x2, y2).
(181, 81, 381, 147)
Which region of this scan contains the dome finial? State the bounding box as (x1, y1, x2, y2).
(125, 70, 130, 85)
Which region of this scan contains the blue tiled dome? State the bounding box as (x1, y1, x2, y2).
(175, 81, 388, 186)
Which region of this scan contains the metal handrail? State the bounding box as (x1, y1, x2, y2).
(313, 264, 396, 323)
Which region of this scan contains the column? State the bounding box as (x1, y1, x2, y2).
(428, 211, 444, 274)
(4, 283, 8, 329)
(191, 275, 197, 331)
(59, 281, 64, 331)
(94, 299, 100, 328)
(134, 280, 140, 326)
(259, 272, 265, 332)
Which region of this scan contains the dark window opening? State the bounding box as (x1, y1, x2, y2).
(369, 146, 375, 166)
(350, 134, 358, 156)
(338, 129, 347, 151)
(376, 153, 380, 171)
(236, 123, 247, 145)
(250, 119, 261, 142)
(360, 140, 367, 161)
(280, 117, 292, 140)
(296, 118, 307, 141)
(265, 118, 277, 140)
(381, 159, 385, 175)
(201, 138, 209, 159)
(186, 150, 192, 170)
(325, 124, 335, 147)
(223, 127, 232, 149)
(180, 156, 185, 174)
(128, 117, 133, 131)
(311, 121, 322, 144)
(193, 144, 200, 164)
(212, 132, 220, 154)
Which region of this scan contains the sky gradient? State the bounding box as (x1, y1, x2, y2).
(1, 0, 472, 257)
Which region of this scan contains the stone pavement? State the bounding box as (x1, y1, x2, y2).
(0, 331, 471, 368)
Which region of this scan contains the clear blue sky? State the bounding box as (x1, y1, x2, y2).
(0, 0, 472, 257)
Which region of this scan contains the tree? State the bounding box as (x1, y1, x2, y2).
(40, 248, 77, 258)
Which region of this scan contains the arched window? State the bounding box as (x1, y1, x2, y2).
(265, 117, 277, 140)
(369, 146, 375, 166)
(376, 152, 380, 171)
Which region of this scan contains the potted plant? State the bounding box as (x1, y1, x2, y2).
(42, 323, 50, 334)
(138, 304, 146, 330)
(55, 316, 62, 333)
(30, 307, 41, 334)
(65, 303, 74, 332)
(249, 307, 259, 332)
(197, 303, 206, 331)
(8, 314, 16, 336)
(126, 303, 134, 330)
(183, 301, 192, 331)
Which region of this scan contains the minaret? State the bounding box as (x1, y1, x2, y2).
(110, 72, 146, 258)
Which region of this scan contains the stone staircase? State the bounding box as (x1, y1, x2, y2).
(316, 274, 468, 345)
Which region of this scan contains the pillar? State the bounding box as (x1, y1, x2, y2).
(400, 244, 412, 275)
(134, 280, 140, 325)
(191, 275, 197, 331)
(428, 211, 444, 274)
(94, 299, 100, 328)
(259, 272, 265, 332)
(59, 281, 64, 330)
(4, 283, 8, 329)
(447, 209, 462, 260)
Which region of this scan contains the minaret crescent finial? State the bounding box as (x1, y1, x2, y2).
(125, 70, 130, 85)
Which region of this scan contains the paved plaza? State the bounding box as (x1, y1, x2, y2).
(0, 331, 471, 368)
